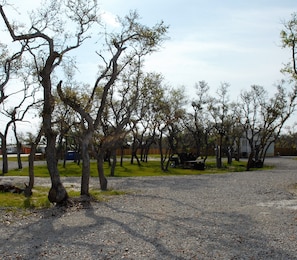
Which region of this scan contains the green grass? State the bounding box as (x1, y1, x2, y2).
(0, 186, 51, 209)
(0, 185, 126, 210)
(5, 157, 267, 178)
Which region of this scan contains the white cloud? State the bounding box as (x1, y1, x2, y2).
(100, 10, 120, 27)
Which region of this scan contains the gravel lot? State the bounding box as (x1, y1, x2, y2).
(0, 157, 297, 259)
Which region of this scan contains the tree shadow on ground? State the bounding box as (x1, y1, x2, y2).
(0, 195, 296, 259)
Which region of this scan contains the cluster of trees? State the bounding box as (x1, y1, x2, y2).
(0, 1, 297, 205)
(0, 1, 169, 203)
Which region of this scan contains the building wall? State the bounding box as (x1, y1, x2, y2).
(239, 138, 274, 157)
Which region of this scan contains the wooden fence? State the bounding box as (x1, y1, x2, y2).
(274, 148, 297, 156)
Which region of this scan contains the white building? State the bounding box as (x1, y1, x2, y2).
(239, 137, 274, 158)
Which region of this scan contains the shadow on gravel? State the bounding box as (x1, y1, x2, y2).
(86, 205, 184, 259)
(1, 157, 297, 258)
(0, 197, 296, 259)
(84, 195, 296, 259)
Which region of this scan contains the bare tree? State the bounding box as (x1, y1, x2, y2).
(58, 10, 168, 194)
(129, 72, 163, 164)
(153, 87, 186, 171)
(0, 0, 99, 203)
(238, 83, 297, 170)
(228, 12, 296, 170)
(0, 36, 27, 174)
(186, 81, 212, 163)
(0, 81, 38, 174)
(228, 102, 244, 161)
(208, 82, 232, 168)
(99, 58, 144, 175)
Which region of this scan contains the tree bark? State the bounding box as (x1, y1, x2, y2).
(96, 151, 108, 190)
(110, 150, 117, 177)
(120, 146, 124, 167)
(227, 146, 232, 165)
(80, 130, 93, 196)
(13, 122, 22, 169)
(158, 132, 167, 171)
(0, 135, 8, 174)
(25, 128, 43, 197)
(42, 75, 68, 204)
(46, 134, 68, 203)
(130, 136, 141, 166)
(246, 151, 254, 171)
(16, 142, 22, 170)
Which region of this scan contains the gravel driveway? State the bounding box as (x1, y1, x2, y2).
(0, 157, 297, 259)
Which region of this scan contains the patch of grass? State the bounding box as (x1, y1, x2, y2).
(0, 186, 50, 209)
(0, 186, 126, 209)
(104, 159, 256, 177)
(5, 157, 266, 178)
(6, 164, 50, 177)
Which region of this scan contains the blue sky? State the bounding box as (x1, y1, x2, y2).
(4, 0, 297, 99)
(98, 0, 297, 99)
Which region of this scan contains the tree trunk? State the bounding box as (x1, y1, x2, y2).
(246, 151, 254, 171)
(158, 132, 167, 171)
(16, 142, 22, 170)
(13, 122, 22, 169)
(202, 131, 209, 164)
(110, 150, 117, 177)
(246, 139, 255, 171)
(80, 131, 92, 196)
(140, 145, 145, 162)
(227, 146, 232, 165)
(25, 128, 43, 197)
(42, 76, 68, 204)
(235, 138, 240, 161)
(143, 148, 148, 162)
(46, 135, 68, 204)
(26, 151, 35, 197)
(96, 151, 108, 190)
(143, 140, 155, 163)
(120, 147, 124, 167)
(1, 136, 8, 174)
(195, 141, 201, 159)
(76, 146, 81, 165)
(216, 145, 222, 168)
(164, 150, 172, 171)
(134, 153, 141, 166)
(130, 138, 141, 166)
(62, 137, 67, 168)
